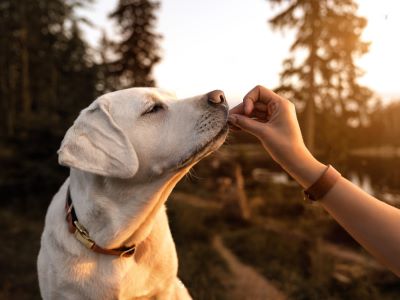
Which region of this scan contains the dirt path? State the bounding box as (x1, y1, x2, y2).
(212, 235, 287, 300)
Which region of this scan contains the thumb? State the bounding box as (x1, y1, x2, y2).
(228, 114, 265, 137)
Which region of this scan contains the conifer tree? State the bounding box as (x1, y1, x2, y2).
(0, 0, 96, 136)
(268, 0, 372, 153)
(57, 20, 97, 117)
(109, 0, 161, 88)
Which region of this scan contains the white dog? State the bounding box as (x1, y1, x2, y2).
(37, 88, 229, 300)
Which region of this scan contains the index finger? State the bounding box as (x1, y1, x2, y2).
(229, 102, 245, 115)
(243, 85, 281, 115)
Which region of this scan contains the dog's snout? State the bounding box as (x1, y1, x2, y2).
(207, 90, 226, 105)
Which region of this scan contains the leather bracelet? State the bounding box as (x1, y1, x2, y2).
(303, 165, 341, 201)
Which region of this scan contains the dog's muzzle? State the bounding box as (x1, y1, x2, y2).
(176, 90, 229, 170)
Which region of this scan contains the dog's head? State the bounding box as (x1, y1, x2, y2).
(58, 88, 229, 179)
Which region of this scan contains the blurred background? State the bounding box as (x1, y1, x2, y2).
(1, 0, 400, 299)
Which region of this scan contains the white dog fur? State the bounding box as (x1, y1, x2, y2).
(37, 88, 228, 299)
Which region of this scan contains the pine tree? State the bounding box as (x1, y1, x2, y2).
(268, 0, 372, 153)
(109, 0, 161, 88)
(0, 0, 96, 136)
(0, 0, 98, 211)
(57, 20, 97, 118)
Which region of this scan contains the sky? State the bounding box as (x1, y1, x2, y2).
(78, 0, 400, 106)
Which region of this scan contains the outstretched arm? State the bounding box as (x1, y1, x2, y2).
(229, 85, 400, 276)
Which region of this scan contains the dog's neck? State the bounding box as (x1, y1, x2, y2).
(68, 167, 190, 249)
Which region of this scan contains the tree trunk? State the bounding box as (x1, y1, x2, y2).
(20, 3, 32, 116)
(7, 64, 17, 136)
(234, 163, 251, 221)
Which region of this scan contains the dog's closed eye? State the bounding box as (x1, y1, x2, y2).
(143, 103, 164, 115)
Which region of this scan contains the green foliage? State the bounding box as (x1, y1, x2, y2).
(0, 0, 162, 139)
(0, 0, 98, 210)
(0, 0, 97, 137)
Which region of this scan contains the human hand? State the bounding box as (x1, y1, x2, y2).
(228, 85, 323, 186)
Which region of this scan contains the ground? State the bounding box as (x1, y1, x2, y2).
(1, 142, 400, 299)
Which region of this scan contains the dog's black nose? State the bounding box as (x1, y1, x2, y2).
(207, 90, 226, 105)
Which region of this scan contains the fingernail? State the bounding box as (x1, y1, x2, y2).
(228, 115, 237, 123)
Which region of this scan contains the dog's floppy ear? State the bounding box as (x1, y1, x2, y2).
(57, 100, 139, 178)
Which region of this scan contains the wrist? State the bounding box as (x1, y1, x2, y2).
(280, 146, 326, 188)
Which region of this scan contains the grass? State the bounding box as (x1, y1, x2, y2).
(222, 227, 398, 300)
(167, 196, 229, 300)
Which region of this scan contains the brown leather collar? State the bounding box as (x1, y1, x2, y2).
(65, 187, 136, 258)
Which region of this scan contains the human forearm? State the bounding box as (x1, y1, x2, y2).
(284, 151, 400, 276)
(321, 177, 400, 276)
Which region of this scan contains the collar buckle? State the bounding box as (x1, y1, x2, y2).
(74, 220, 95, 249)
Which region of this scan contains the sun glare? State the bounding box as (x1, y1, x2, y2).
(358, 0, 400, 100)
